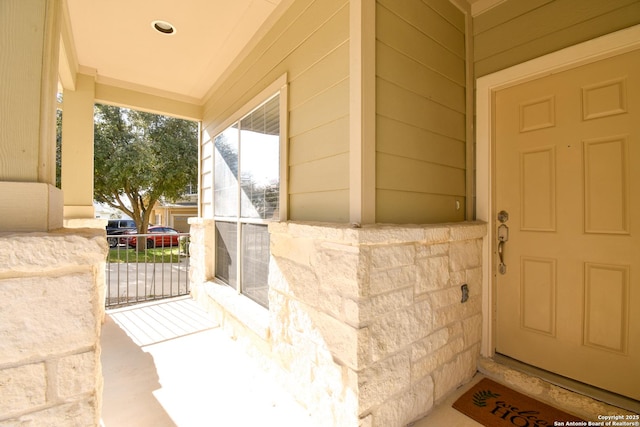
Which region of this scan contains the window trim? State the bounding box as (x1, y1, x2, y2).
(211, 75, 288, 307)
(211, 73, 288, 222)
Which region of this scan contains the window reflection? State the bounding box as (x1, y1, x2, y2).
(240, 96, 280, 220)
(214, 125, 238, 217)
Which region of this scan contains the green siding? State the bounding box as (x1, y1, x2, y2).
(375, 0, 467, 224)
(201, 0, 350, 222)
(474, 0, 640, 77)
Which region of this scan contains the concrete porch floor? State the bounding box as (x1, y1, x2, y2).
(100, 296, 633, 427)
(100, 296, 315, 427)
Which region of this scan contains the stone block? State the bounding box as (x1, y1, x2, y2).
(285, 222, 350, 242)
(449, 222, 487, 241)
(413, 298, 434, 338)
(56, 352, 98, 399)
(449, 240, 482, 272)
(463, 313, 483, 348)
(343, 297, 360, 326)
(269, 257, 319, 304)
(432, 296, 481, 330)
(421, 225, 451, 244)
(0, 228, 107, 274)
(270, 233, 314, 267)
(449, 270, 467, 289)
(314, 244, 362, 298)
(429, 286, 464, 308)
(415, 243, 432, 258)
(412, 336, 464, 379)
(416, 256, 449, 293)
(411, 328, 451, 361)
(316, 288, 346, 321)
(0, 274, 98, 366)
(311, 352, 349, 407)
(3, 399, 97, 427)
(359, 414, 373, 427)
(430, 243, 450, 256)
(369, 265, 416, 296)
(370, 307, 423, 362)
(372, 375, 434, 427)
(359, 287, 413, 326)
(359, 350, 411, 412)
(0, 363, 46, 416)
(370, 245, 415, 269)
(357, 225, 426, 245)
(310, 309, 366, 369)
(288, 299, 321, 338)
(466, 266, 483, 292)
(433, 348, 477, 402)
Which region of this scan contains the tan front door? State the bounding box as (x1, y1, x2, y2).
(494, 49, 640, 400)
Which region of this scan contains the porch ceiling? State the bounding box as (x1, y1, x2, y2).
(64, 0, 488, 105)
(65, 0, 287, 104)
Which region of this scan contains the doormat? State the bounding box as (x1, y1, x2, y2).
(453, 378, 585, 427)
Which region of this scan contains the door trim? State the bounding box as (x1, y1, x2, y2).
(476, 24, 640, 358)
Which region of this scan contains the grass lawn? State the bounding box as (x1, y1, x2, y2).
(107, 246, 183, 263)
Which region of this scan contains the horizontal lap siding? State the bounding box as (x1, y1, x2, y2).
(201, 0, 350, 222)
(376, 0, 466, 224)
(474, 0, 640, 77)
(200, 141, 214, 217)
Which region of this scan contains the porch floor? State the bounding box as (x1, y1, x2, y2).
(100, 296, 314, 427)
(96, 296, 479, 427)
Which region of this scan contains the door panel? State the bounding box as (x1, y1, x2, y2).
(494, 49, 640, 400)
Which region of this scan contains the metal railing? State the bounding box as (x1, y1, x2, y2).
(105, 232, 190, 308)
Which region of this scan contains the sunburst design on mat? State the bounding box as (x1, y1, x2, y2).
(472, 390, 500, 407)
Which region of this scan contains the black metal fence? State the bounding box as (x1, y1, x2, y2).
(105, 232, 190, 308)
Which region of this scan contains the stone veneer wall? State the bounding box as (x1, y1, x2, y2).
(189, 220, 486, 427)
(0, 228, 108, 426)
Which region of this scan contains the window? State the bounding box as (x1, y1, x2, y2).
(213, 93, 282, 308)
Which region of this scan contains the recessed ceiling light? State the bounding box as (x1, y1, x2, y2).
(152, 20, 175, 35)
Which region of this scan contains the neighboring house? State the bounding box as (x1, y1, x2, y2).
(150, 201, 197, 233)
(150, 189, 198, 232)
(0, 0, 638, 426)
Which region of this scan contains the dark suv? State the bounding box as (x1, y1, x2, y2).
(106, 219, 136, 248)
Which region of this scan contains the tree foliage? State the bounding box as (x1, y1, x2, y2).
(94, 104, 198, 236)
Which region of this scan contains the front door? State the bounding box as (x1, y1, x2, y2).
(494, 49, 640, 400)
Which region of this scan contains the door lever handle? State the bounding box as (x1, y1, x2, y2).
(498, 240, 507, 274)
(497, 223, 508, 274)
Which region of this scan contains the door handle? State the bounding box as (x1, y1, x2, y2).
(498, 239, 507, 275)
(497, 216, 509, 275)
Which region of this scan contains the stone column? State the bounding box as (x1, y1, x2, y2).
(0, 229, 108, 425)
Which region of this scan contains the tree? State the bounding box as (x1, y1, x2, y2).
(94, 104, 198, 246)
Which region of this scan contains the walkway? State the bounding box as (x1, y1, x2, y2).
(100, 297, 316, 427)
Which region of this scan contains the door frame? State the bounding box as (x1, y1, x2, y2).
(476, 24, 640, 358)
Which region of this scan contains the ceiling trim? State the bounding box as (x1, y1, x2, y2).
(95, 74, 202, 106)
(471, 0, 507, 17)
(94, 80, 202, 121)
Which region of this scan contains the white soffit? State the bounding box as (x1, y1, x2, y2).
(65, 0, 280, 103)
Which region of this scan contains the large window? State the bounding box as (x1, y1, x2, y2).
(213, 93, 281, 308)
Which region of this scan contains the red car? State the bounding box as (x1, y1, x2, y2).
(126, 226, 181, 249)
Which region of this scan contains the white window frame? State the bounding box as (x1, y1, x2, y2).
(211, 74, 288, 305)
